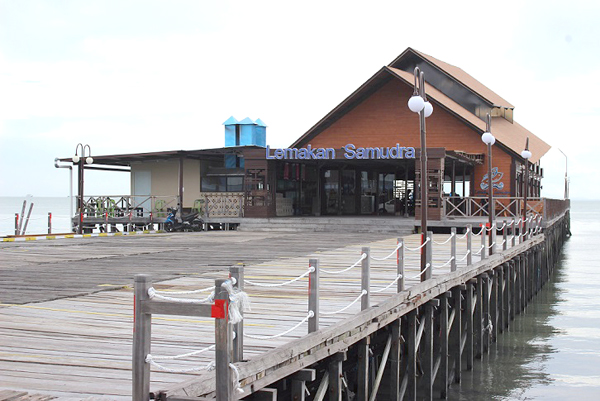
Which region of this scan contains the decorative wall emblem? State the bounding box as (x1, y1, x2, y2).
(480, 167, 504, 190)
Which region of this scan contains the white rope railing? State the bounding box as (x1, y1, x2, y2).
(471, 229, 483, 237)
(147, 344, 215, 361)
(404, 263, 431, 280)
(321, 253, 366, 274)
(320, 290, 367, 315)
(244, 267, 314, 287)
(370, 243, 403, 261)
(457, 250, 470, 262)
(244, 311, 314, 340)
(404, 237, 430, 252)
(488, 223, 496, 231)
(458, 227, 471, 239)
(496, 222, 506, 231)
(146, 357, 216, 373)
(372, 274, 403, 293)
(487, 242, 496, 249)
(433, 232, 455, 245)
(150, 285, 215, 296)
(472, 245, 485, 256)
(148, 287, 214, 304)
(433, 256, 455, 268)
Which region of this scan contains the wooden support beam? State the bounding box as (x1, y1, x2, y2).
(490, 270, 498, 343)
(475, 276, 484, 359)
(141, 301, 214, 318)
(369, 334, 392, 401)
(406, 310, 417, 401)
(466, 279, 475, 370)
(328, 352, 346, 401)
(451, 286, 462, 384)
(498, 265, 505, 334)
(291, 369, 316, 401)
(389, 320, 401, 401)
(357, 336, 370, 401)
(245, 388, 277, 400)
(440, 293, 450, 398)
(313, 372, 329, 401)
(423, 302, 435, 401)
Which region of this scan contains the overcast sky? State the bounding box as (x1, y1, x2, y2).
(1, 0, 598, 199)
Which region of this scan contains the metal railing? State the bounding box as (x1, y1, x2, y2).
(443, 196, 545, 219)
(77, 195, 179, 218)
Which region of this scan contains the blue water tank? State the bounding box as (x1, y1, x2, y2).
(222, 116, 267, 147)
(223, 116, 239, 147)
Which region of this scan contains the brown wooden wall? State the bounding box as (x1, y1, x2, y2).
(305, 78, 515, 197)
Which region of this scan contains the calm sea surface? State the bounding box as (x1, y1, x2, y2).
(0, 196, 73, 236)
(0, 198, 598, 399)
(448, 200, 600, 400)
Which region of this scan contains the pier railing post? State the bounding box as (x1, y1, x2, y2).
(519, 218, 524, 244)
(230, 265, 244, 363)
(308, 258, 319, 333)
(48, 212, 52, 234)
(467, 224, 472, 266)
(503, 220, 508, 251)
(397, 238, 405, 292)
(481, 226, 487, 261)
(451, 227, 457, 272)
(511, 219, 516, 248)
(362, 247, 370, 310)
(15, 213, 19, 236)
(133, 274, 151, 401)
(425, 231, 433, 280)
(215, 278, 233, 401)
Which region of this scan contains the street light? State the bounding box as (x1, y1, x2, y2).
(408, 66, 433, 281)
(73, 143, 93, 234)
(521, 138, 532, 237)
(481, 114, 496, 254)
(558, 148, 569, 199)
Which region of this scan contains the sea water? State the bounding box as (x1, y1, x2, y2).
(448, 200, 600, 400)
(0, 196, 73, 236)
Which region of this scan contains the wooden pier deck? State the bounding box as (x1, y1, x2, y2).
(0, 225, 524, 400)
(0, 231, 394, 399)
(0, 212, 568, 401)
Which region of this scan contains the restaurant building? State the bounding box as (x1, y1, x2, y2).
(59, 48, 551, 230)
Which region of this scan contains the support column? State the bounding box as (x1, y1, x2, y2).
(406, 310, 417, 401)
(389, 319, 401, 401)
(466, 279, 475, 370)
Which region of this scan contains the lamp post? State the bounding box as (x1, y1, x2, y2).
(54, 158, 74, 223)
(521, 138, 532, 232)
(408, 66, 433, 280)
(481, 114, 496, 254)
(558, 148, 569, 199)
(73, 144, 93, 234)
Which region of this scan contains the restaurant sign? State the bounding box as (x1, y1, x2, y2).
(266, 144, 416, 160)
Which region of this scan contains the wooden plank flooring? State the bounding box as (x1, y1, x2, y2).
(0, 229, 514, 399)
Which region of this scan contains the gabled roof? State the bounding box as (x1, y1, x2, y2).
(291, 61, 549, 163)
(389, 47, 514, 109)
(386, 68, 549, 163)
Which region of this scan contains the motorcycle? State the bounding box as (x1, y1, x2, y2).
(164, 208, 204, 232)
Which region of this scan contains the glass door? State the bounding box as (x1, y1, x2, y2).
(323, 169, 339, 215)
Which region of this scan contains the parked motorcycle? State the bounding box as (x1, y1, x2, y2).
(164, 208, 204, 232)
